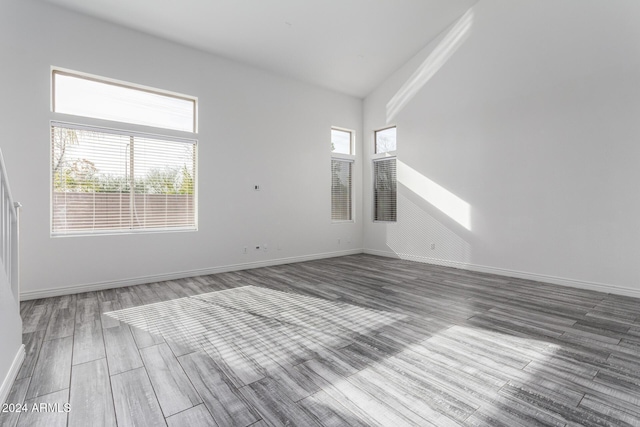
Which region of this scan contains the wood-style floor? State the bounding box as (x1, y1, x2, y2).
(1, 254, 639, 427)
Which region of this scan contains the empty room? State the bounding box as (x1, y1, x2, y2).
(1, 0, 639, 426)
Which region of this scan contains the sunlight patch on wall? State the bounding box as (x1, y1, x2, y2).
(397, 160, 472, 230)
(386, 8, 474, 123)
(386, 193, 471, 265)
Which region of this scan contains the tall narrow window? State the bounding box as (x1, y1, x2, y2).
(373, 126, 396, 222)
(331, 128, 354, 221)
(331, 159, 352, 221)
(51, 68, 198, 236)
(373, 158, 397, 222)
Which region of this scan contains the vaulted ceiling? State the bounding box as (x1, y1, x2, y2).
(40, 0, 476, 97)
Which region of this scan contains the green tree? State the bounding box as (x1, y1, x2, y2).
(177, 165, 194, 195)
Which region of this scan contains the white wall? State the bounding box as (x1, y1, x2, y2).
(0, 0, 363, 298)
(364, 0, 640, 296)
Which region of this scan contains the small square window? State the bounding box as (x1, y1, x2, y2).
(375, 126, 396, 154)
(331, 128, 353, 155)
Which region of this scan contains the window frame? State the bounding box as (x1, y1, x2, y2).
(330, 127, 355, 223)
(50, 67, 198, 237)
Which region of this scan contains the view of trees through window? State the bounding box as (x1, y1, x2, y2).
(51, 125, 196, 234)
(53, 127, 194, 195)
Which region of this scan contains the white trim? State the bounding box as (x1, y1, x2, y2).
(0, 345, 25, 406)
(51, 120, 198, 145)
(371, 152, 396, 161)
(20, 249, 363, 301)
(330, 153, 356, 161)
(364, 248, 640, 299)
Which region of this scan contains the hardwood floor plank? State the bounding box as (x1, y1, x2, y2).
(178, 351, 259, 427)
(579, 393, 640, 426)
(99, 300, 122, 329)
(44, 295, 77, 341)
(298, 390, 372, 427)
(301, 358, 417, 427)
(68, 359, 116, 427)
(110, 367, 166, 427)
(165, 404, 218, 427)
(72, 296, 105, 365)
(238, 376, 321, 427)
(16, 389, 69, 427)
(16, 331, 45, 380)
(103, 325, 143, 375)
(21, 303, 53, 334)
(139, 343, 202, 417)
(25, 336, 72, 399)
(72, 319, 105, 366)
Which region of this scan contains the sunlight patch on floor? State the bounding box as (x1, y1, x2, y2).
(104, 285, 405, 368)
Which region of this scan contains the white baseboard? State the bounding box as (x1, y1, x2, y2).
(20, 249, 364, 301)
(1, 345, 25, 406)
(364, 248, 640, 299)
(22, 247, 640, 301)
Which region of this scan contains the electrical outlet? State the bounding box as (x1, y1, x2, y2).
(255, 245, 261, 250)
(254, 184, 260, 191)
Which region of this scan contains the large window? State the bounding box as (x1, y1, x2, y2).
(331, 128, 354, 221)
(373, 126, 396, 222)
(51, 69, 197, 236)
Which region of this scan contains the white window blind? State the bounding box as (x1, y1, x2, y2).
(373, 158, 396, 222)
(51, 122, 196, 235)
(53, 70, 197, 132)
(331, 159, 353, 221)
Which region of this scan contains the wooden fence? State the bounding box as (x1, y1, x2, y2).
(53, 192, 195, 233)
